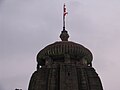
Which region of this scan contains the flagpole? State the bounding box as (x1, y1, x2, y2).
(60, 4, 69, 41)
(63, 4, 65, 31)
(63, 4, 68, 31)
(63, 14, 65, 30)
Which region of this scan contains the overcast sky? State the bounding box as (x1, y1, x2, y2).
(0, 0, 120, 90)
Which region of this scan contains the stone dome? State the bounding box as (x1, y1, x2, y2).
(37, 29, 93, 66)
(37, 41, 93, 66)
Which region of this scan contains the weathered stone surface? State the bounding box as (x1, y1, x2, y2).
(37, 41, 93, 66)
(28, 64, 103, 90)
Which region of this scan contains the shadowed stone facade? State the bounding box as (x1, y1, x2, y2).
(28, 30, 103, 90)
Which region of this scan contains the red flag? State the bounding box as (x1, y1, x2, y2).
(64, 4, 68, 16)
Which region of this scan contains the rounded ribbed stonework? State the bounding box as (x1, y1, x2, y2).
(37, 41, 93, 66)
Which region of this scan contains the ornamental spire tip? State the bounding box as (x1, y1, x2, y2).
(60, 4, 69, 41)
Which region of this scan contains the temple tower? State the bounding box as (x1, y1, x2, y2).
(28, 29, 103, 90)
(28, 4, 103, 90)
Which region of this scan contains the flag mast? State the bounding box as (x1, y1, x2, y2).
(63, 3, 68, 31)
(60, 3, 69, 41)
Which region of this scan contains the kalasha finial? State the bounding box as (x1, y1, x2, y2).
(60, 29, 69, 41)
(60, 3, 69, 41)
